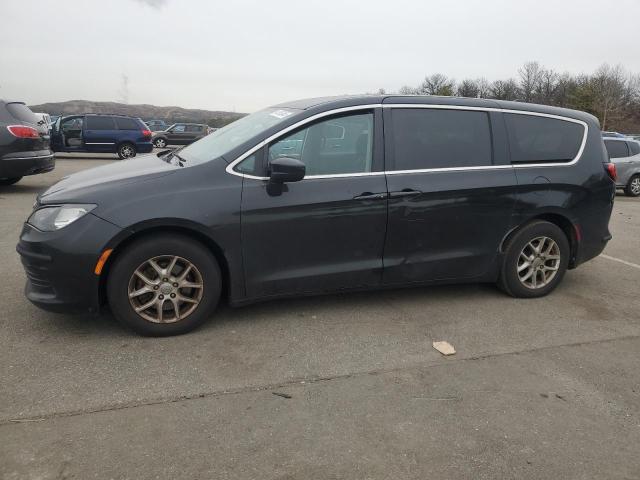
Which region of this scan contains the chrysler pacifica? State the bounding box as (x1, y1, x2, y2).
(17, 95, 616, 335)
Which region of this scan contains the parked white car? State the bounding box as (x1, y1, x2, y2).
(33, 112, 52, 132)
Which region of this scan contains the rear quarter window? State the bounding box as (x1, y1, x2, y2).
(628, 141, 640, 156)
(6, 102, 37, 124)
(505, 113, 584, 164)
(115, 117, 139, 130)
(604, 140, 629, 159)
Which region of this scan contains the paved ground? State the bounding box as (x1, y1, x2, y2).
(1, 157, 639, 479)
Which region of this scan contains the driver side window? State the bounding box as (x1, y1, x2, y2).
(268, 112, 373, 177)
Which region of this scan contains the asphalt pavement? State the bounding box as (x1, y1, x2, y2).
(1, 156, 639, 479)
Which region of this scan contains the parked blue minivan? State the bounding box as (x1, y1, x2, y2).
(51, 114, 153, 159)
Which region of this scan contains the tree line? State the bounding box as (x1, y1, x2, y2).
(381, 62, 640, 133)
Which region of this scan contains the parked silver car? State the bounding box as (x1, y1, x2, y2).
(604, 137, 640, 197)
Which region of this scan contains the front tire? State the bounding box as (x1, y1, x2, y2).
(0, 177, 22, 186)
(117, 142, 136, 159)
(498, 220, 570, 298)
(624, 174, 640, 197)
(107, 234, 221, 336)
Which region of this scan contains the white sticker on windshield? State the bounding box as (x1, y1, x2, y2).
(270, 109, 293, 119)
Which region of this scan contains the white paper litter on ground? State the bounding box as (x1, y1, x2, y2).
(432, 341, 456, 356)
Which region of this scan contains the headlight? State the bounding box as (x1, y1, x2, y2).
(28, 204, 97, 231)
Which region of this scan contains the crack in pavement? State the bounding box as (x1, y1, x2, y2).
(2, 333, 639, 427)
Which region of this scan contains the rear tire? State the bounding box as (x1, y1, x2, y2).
(107, 234, 221, 336)
(153, 138, 167, 148)
(0, 177, 22, 186)
(498, 220, 570, 298)
(117, 142, 136, 159)
(624, 174, 640, 197)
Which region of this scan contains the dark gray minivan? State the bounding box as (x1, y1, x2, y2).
(18, 95, 615, 336)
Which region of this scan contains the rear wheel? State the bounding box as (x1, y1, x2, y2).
(0, 177, 22, 186)
(498, 220, 570, 298)
(117, 142, 136, 159)
(153, 137, 167, 148)
(107, 234, 221, 336)
(625, 174, 640, 197)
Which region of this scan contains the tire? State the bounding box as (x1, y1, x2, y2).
(107, 234, 221, 336)
(117, 142, 136, 159)
(153, 137, 167, 148)
(0, 177, 22, 186)
(624, 174, 640, 197)
(498, 220, 570, 298)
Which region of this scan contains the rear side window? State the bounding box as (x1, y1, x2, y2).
(186, 125, 203, 132)
(505, 114, 584, 163)
(628, 141, 640, 156)
(6, 102, 37, 123)
(604, 140, 629, 158)
(115, 117, 138, 130)
(85, 116, 116, 130)
(390, 109, 492, 170)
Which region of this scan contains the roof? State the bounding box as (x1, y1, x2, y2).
(272, 94, 598, 123)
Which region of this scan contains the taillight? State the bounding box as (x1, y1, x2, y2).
(7, 125, 39, 138)
(141, 129, 152, 138)
(604, 163, 617, 182)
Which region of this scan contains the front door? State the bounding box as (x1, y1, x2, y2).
(239, 109, 388, 299)
(382, 106, 517, 284)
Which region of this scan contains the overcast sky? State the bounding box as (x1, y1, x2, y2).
(1, 0, 639, 113)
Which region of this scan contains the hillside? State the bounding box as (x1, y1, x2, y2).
(29, 100, 246, 127)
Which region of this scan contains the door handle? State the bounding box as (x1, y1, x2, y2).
(353, 192, 388, 200)
(389, 189, 422, 198)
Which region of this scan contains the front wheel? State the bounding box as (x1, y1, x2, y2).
(624, 174, 640, 197)
(117, 142, 136, 159)
(0, 177, 22, 186)
(498, 220, 570, 298)
(107, 234, 221, 336)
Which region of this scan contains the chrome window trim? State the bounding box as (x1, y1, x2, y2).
(226, 103, 589, 181)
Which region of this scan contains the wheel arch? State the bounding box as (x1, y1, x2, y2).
(98, 220, 233, 308)
(500, 212, 579, 267)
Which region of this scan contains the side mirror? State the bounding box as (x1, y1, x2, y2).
(269, 157, 305, 184)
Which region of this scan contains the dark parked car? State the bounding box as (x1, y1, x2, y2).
(51, 114, 153, 159)
(0, 100, 54, 185)
(144, 119, 168, 132)
(18, 95, 615, 336)
(152, 123, 209, 148)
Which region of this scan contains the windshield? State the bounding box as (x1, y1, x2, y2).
(178, 108, 298, 164)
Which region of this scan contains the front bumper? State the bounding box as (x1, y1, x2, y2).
(0, 150, 55, 178)
(17, 213, 122, 314)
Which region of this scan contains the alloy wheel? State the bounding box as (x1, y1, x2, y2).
(517, 236, 561, 289)
(155, 139, 166, 148)
(631, 177, 640, 195)
(128, 255, 204, 323)
(121, 145, 134, 158)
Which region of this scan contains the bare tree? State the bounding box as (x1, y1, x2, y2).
(591, 64, 629, 130)
(489, 79, 520, 100)
(534, 68, 559, 104)
(457, 79, 479, 98)
(518, 62, 543, 103)
(398, 85, 418, 95)
(419, 74, 455, 96)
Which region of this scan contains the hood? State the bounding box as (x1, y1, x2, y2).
(39, 153, 179, 204)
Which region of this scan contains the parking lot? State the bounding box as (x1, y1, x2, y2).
(1, 156, 640, 479)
